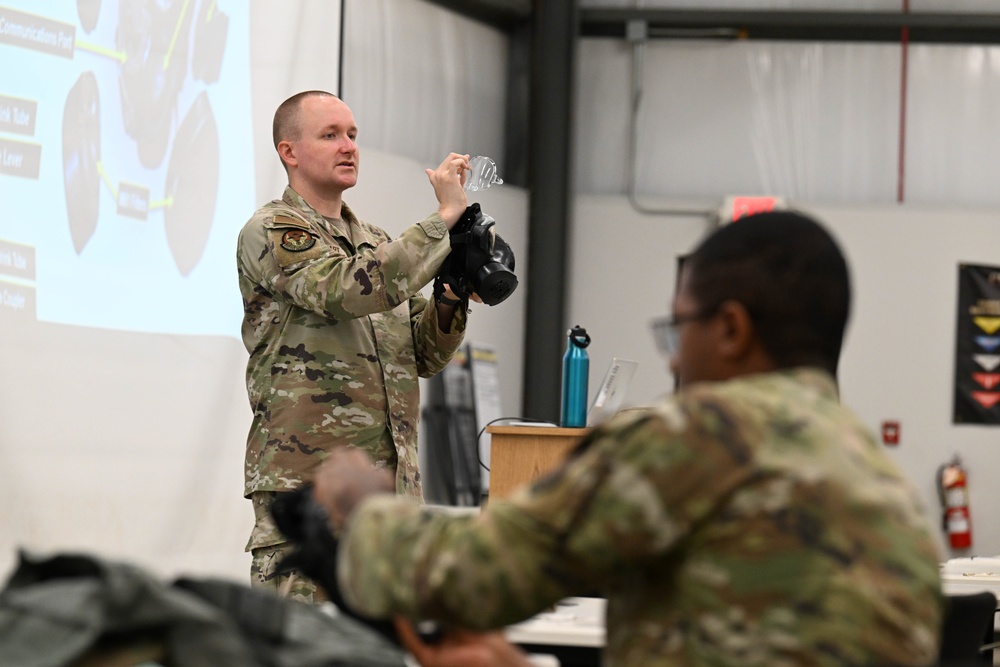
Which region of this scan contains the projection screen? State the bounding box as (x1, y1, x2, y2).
(0, 0, 343, 581)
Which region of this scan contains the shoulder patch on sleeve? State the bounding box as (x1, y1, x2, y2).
(279, 229, 317, 252)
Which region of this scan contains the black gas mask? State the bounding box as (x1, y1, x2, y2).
(434, 203, 517, 307)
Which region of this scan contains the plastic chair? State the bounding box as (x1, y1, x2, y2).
(938, 591, 998, 666)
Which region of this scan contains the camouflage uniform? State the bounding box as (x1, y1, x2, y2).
(238, 187, 467, 598)
(337, 368, 944, 666)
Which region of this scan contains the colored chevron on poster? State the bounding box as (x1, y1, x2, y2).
(973, 354, 1000, 372)
(973, 373, 1000, 390)
(971, 391, 1000, 408)
(973, 317, 1000, 334)
(976, 336, 1000, 352)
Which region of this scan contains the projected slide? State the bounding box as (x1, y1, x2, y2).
(0, 0, 252, 336)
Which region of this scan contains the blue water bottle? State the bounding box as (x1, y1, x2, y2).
(561, 325, 591, 427)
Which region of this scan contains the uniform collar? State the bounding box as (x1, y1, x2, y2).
(768, 366, 840, 402)
(281, 186, 370, 248)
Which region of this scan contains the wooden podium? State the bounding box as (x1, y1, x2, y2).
(486, 425, 590, 500)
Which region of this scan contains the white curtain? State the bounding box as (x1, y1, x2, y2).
(576, 36, 1000, 207)
(343, 0, 509, 171)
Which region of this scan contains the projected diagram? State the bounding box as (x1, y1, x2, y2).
(61, 0, 227, 275)
(0, 0, 252, 334)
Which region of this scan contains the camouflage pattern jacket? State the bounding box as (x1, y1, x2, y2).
(237, 187, 467, 502)
(337, 368, 943, 667)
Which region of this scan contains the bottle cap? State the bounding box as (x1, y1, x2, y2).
(568, 325, 591, 348)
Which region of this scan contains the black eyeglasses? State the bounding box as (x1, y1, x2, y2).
(649, 310, 717, 357)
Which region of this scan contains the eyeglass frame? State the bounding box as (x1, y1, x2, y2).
(649, 308, 719, 358)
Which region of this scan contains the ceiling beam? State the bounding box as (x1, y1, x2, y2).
(422, 0, 531, 31)
(580, 9, 1000, 44)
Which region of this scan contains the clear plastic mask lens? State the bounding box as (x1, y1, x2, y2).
(465, 155, 504, 192)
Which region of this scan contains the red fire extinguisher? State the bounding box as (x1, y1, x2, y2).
(937, 456, 972, 550)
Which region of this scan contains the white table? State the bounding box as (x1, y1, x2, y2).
(505, 597, 606, 648)
(942, 557, 1000, 600)
(505, 597, 605, 667)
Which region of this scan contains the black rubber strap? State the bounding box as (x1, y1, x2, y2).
(436, 292, 462, 307)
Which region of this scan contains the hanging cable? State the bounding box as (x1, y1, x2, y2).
(897, 0, 910, 203)
(475, 417, 558, 472)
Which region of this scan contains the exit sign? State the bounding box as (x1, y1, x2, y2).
(723, 196, 785, 222)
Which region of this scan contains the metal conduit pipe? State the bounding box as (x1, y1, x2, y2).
(625, 19, 716, 220)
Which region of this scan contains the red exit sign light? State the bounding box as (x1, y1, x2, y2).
(724, 196, 785, 222)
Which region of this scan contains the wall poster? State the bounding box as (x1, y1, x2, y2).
(954, 263, 1000, 424)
